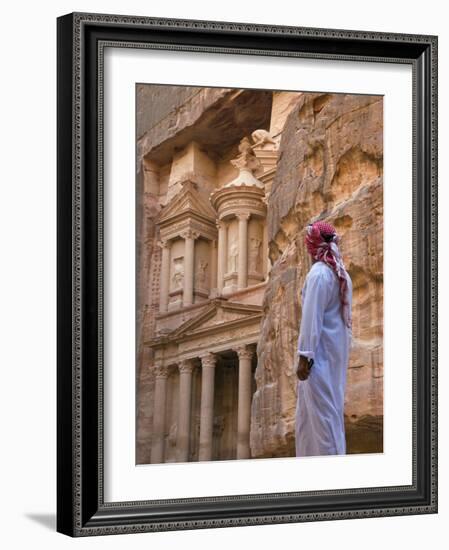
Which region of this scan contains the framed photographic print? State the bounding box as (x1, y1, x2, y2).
(57, 12, 438, 537)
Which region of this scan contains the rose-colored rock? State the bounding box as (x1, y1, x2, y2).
(136, 87, 384, 464)
(252, 93, 383, 457)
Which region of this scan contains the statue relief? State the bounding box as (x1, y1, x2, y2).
(213, 415, 225, 437)
(229, 239, 239, 272)
(194, 414, 201, 439)
(196, 259, 208, 286)
(249, 237, 262, 272)
(167, 423, 177, 446)
(230, 136, 260, 173)
(172, 258, 184, 288)
(251, 129, 277, 149)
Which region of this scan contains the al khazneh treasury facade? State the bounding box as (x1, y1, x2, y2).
(136, 86, 384, 464)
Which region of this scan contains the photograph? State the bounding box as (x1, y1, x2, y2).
(0, 1, 443, 546)
(135, 84, 384, 465)
(54, 10, 437, 536)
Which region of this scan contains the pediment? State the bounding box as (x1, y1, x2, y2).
(159, 180, 216, 225)
(171, 299, 262, 339)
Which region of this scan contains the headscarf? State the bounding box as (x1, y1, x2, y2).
(304, 220, 352, 329)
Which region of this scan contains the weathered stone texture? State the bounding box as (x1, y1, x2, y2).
(137, 84, 204, 139)
(251, 93, 383, 457)
(136, 87, 384, 463)
(136, 87, 274, 464)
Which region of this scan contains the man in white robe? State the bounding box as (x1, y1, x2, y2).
(295, 220, 353, 457)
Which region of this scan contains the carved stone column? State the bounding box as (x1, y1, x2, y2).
(176, 359, 195, 462)
(210, 238, 218, 297)
(150, 364, 169, 464)
(235, 345, 254, 459)
(262, 219, 270, 279)
(159, 239, 172, 313)
(216, 220, 227, 292)
(181, 230, 198, 307)
(198, 352, 217, 461)
(237, 213, 250, 289)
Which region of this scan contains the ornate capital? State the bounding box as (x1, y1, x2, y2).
(178, 359, 195, 374)
(199, 352, 217, 369)
(157, 239, 172, 250)
(236, 212, 251, 222)
(235, 345, 254, 361)
(154, 364, 169, 379)
(181, 229, 200, 241)
(216, 219, 227, 231)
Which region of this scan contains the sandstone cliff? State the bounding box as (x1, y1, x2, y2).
(251, 93, 384, 457)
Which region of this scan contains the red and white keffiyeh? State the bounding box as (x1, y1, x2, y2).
(304, 220, 352, 329)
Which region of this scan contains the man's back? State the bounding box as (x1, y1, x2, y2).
(295, 220, 353, 456)
(296, 260, 353, 456)
(299, 261, 352, 362)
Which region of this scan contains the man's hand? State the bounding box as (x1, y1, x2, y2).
(296, 354, 311, 381)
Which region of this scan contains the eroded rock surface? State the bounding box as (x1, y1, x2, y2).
(251, 93, 383, 457)
(135, 88, 384, 463)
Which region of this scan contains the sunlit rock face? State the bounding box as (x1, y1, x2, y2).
(135, 86, 275, 464)
(251, 93, 383, 457)
(135, 86, 383, 464)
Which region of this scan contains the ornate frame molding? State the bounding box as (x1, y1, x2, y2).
(57, 12, 437, 537)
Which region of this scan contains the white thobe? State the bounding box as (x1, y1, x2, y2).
(295, 260, 353, 457)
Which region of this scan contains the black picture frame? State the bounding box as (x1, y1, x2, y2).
(57, 12, 438, 537)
